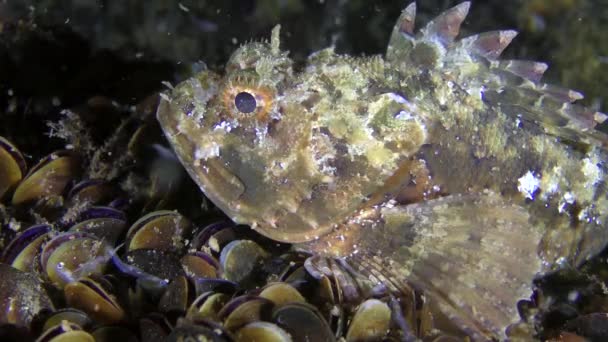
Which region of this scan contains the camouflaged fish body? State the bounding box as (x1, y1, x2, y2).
(157, 2, 608, 340)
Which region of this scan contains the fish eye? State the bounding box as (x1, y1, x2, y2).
(235, 91, 257, 113)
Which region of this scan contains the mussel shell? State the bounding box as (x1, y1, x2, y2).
(41, 309, 92, 333)
(41, 232, 112, 288)
(220, 296, 274, 331)
(64, 277, 126, 324)
(189, 221, 235, 252)
(67, 179, 117, 206)
(259, 282, 306, 307)
(345, 299, 391, 342)
(125, 210, 192, 252)
(158, 275, 194, 315)
(0, 264, 54, 327)
(0, 136, 26, 199)
(187, 292, 230, 322)
(65, 205, 126, 226)
(36, 322, 94, 342)
(181, 251, 219, 279)
(271, 302, 335, 342)
(219, 240, 270, 284)
(12, 150, 80, 206)
(1, 224, 51, 272)
(235, 321, 293, 342)
(67, 207, 127, 245)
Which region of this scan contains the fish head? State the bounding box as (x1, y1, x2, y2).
(157, 26, 429, 244)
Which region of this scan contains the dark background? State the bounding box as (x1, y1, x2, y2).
(1, 0, 606, 141)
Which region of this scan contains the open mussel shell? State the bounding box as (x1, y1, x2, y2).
(189, 221, 235, 252)
(236, 321, 293, 342)
(35, 321, 94, 342)
(41, 309, 92, 334)
(66, 179, 118, 207)
(272, 302, 335, 342)
(181, 251, 220, 279)
(345, 299, 391, 342)
(125, 210, 192, 252)
(158, 275, 195, 316)
(220, 239, 270, 284)
(187, 292, 231, 322)
(259, 282, 306, 307)
(219, 296, 274, 331)
(0, 136, 26, 199)
(67, 206, 127, 245)
(40, 232, 112, 288)
(64, 276, 126, 324)
(12, 150, 80, 206)
(0, 264, 54, 327)
(1, 224, 51, 272)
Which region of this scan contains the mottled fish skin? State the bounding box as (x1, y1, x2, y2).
(157, 2, 608, 340)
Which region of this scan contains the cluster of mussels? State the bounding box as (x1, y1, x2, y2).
(0, 98, 459, 342)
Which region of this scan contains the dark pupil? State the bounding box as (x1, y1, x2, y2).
(235, 92, 257, 113)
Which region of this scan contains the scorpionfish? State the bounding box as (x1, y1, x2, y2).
(157, 2, 608, 340)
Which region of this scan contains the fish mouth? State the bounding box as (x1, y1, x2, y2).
(157, 92, 330, 244)
(156, 96, 245, 214)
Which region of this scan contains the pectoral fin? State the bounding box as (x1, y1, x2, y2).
(301, 192, 542, 340)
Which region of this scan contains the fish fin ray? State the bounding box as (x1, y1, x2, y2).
(335, 193, 542, 340)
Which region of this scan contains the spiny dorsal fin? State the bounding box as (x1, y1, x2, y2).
(386, 2, 417, 62)
(384, 2, 608, 148)
(455, 30, 518, 60)
(496, 60, 548, 83)
(420, 1, 470, 45)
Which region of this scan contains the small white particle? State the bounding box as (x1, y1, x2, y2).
(194, 142, 220, 160)
(178, 3, 190, 12)
(515, 118, 521, 127)
(161, 81, 174, 90)
(517, 171, 540, 200)
(213, 121, 233, 132)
